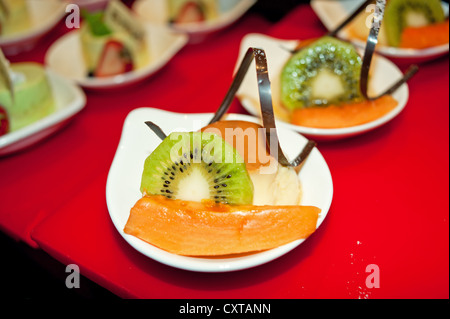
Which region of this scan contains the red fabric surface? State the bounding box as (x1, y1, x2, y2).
(1, 4, 449, 299)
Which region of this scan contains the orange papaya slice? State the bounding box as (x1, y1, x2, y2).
(290, 95, 398, 129)
(400, 20, 449, 49)
(124, 195, 321, 256)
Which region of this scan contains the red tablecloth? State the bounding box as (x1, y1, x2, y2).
(1, 4, 448, 299)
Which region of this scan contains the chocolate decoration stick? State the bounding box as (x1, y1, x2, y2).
(210, 47, 316, 169)
(360, 0, 386, 101)
(359, 0, 418, 101)
(145, 121, 167, 140)
(208, 49, 254, 125)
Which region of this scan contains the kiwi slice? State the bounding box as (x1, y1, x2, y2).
(384, 0, 445, 47)
(140, 131, 254, 205)
(281, 36, 363, 111)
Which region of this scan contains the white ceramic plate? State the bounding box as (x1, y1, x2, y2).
(0, 0, 66, 56)
(0, 68, 86, 156)
(236, 33, 410, 140)
(132, 0, 256, 42)
(44, 24, 188, 90)
(311, 0, 449, 61)
(106, 108, 333, 272)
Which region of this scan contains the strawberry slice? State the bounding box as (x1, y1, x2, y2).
(174, 1, 205, 24)
(0, 105, 10, 136)
(94, 40, 133, 78)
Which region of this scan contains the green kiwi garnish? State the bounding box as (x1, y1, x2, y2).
(384, 0, 446, 47)
(280, 36, 363, 111)
(140, 131, 254, 205)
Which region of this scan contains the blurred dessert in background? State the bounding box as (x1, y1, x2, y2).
(347, 0, 448, 49)
(80, 0, 149, 78)
(0, 0, 31, 37)
(168, 0, 219, 24)
(0, 51, 54, 133)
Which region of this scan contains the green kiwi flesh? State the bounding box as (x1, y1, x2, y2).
(384, 0, 446, 47)
(140, 131, 254, 206)
(281, 36, 363, 111)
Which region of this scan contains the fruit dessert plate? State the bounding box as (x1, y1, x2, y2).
(311, 0, 449, 62)
(132, 0, 257, 42)
(106, 107, 333, 272)
(236, 33, 410, 140)
(0, 68, 86, 156)
(0, 0, 66, 56)
(45, 23, 188, 90)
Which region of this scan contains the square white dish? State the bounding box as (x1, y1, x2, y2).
(106, 107, 333, 272)
(0, 68, 86, 156)
(44, 23, 188, 90)
(0, 0, 66, 56)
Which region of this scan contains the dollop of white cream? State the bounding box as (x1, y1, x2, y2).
(250, 164, 302, 206)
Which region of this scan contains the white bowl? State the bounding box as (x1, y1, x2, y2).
(44, 24, 188, 90)
(310, 0, 449, 62)
(132, 0, 256, 42)
(106, 108, 333, 272)
(236, 33, 410, 140)
(0, 68, 86, 156)
(0, 0, 66, 56)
